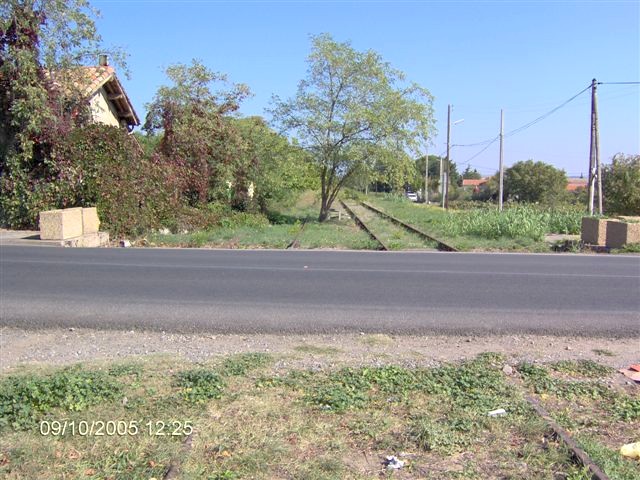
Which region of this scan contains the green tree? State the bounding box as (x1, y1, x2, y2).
(270, 34, 434, 221)
(232, 116, 317, 211)
(410, 155, 441, 196)
(0, 0, 125, 227)
(143, 60, 251, 206)
(462, 165, 482, 180)
(503, 160, 567, 204)
(603, 153, 640, 215)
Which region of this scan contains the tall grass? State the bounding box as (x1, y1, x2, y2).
(444, 205, 582, 240)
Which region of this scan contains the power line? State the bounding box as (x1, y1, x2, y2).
(452, 83, 595, 163)
(503, 84, 592, 139)
(453, 138, 498, 148)
(598, 81, 640, 85)
(438, 81, 636, 169)
(458, 136, 500, 166)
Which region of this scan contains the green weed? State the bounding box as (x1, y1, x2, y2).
(549, 359, 613, 378)
(108, 362, 144, 379)
(0, 366, 122, 430)
(517, 362, 610, 399)
(220, 353, 273, 376)
(408, 415, 475, 454)
(174, 369, 225, 403)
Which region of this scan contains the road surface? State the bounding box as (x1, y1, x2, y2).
(1, 246, 638, 335)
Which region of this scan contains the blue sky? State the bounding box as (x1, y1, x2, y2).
(93, 0, 639, 177)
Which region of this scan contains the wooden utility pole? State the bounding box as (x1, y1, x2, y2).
(595, 89, 602, 215)
(588, 78, 602, 215)
(444, 104, 451, 209)
(499, 109, 504, 211)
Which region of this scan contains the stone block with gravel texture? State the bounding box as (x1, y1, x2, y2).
(81, 207, 100, 234)
(606, 221, 640, 248)
(39, 208, 83, 240)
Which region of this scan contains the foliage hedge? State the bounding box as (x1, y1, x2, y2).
(54, 124, 183, 237)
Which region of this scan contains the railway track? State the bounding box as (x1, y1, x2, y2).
(360, 201, 458, 252)
(340, 201, 388, 250)
(286, 220, 308, 249)
(290, 200, 457, 252)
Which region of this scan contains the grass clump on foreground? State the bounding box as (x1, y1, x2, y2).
(368, 195, 584, 251)
(2, 353, 637, 479)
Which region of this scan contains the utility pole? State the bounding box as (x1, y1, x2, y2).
(444, 104, 451, 209)
(588, 78, 602, 215)
(424, 147, 429, 204)
(499, 109, 504, 211)
(595, 88, 602, 215)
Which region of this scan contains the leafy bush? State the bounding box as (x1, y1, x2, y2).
(503, 160, 568, 204)
(54, 124, 183, 237)
(175, 369, 225, 403)
(603, 153, 640, 215)
(0, 367, 122, 430)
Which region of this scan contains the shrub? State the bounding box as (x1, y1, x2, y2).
(503, 160, 568, 204)
(603, 153, 640, 215)
(55, 124, 183, 236)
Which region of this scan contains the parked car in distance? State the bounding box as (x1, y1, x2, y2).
(406, 191, 418, 202)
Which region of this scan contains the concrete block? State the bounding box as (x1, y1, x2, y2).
(82, 207, 100, 234)
(581, 217, 614, 246)
(62, 231, 109, 248)
(39, 208, 83, 240)
(606, 221, 640, 248)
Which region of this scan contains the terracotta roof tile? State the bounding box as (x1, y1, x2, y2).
(462, 178, 489, 187)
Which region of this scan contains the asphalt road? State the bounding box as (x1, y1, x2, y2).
(1, 246, 638, 335)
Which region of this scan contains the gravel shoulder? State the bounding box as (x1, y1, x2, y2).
(1, 327, 638, 372)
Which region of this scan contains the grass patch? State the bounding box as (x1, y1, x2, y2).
(1, 354, 634, 479)
(549, 359, 614, 378)
(345, 200, 436, 250)
(367, 195, 584, 251)
(612, 242, 640, 254)
(518, 360, 640, 479)
(297, 221, 379, 249)
(294, 344, 343, 355)
(219, 352, 273, 376)
(149, 224, 298, 249)
(577, 437, 640, 480)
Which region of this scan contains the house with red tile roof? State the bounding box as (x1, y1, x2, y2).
(48, 58, 139, 131)
(461, 178, 489, 193)
(566, 177, 588, 191)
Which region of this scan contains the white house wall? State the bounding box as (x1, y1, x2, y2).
(89, 88, 123, 128)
